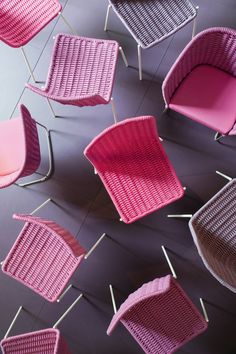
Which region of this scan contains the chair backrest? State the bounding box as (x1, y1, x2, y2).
(107, 275, 207, 354)
(2, 214, 86, 302)
(84, 116, 160, 172)
(162, 27, 236, 105)
(0, 328, 71, 354)
(189, 179, 236, 293)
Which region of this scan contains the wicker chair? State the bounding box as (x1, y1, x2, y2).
(189, 179, 236, 293)
(26, 33, 120, 122)
(162, 27, 236, 141)
(84, 116, 184, 224)
(1, 329, 71, 354)
(0, 104, 52, 188)
(107, 275, 208, 353)
(104, 0, 198, 80)
(1, 214, 86, 302)
(0, 0, 75, 82)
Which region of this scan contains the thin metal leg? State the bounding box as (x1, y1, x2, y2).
(94, 168, 98, 175)
(109, 284, 117, 314)
(162, 105, 168, 115)
(192, 6, 199, 38)
(214, 132, 224, 141)
(159, 137, 163, 142)
(215, 170, 232, 181)
(119, 46, 128, 67)
(30, 198, 51, 215)
(119, 218, 123, 222)
(183, 186, 187, 191)
(59, 12, 78, 35)
(110, 97, 118, 124)
(137, 44, 142, 81)
(84, 233, 106, 259)
(18, 122, 53, 187)
(53, 293, 83, 328)
(57, 284, 73, 303)
(20, 47, 36, 83)
(167, 214, 193, 218)
(104, 4, 112, 31)
(161, 245, 177, 279)
(4, 306, 23, 339)
(47, 98, 57, 118)
(199, 298, 209, 322)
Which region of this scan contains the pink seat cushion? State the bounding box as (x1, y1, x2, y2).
(169, 65, 236, 134)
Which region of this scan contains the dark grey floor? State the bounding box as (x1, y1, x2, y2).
(0, 0, 236, 353)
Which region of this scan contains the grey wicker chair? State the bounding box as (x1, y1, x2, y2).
(104, 0, 198, 80)
(189, 179, 236, 293)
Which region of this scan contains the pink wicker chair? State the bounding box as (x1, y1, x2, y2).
(84, 116, 184, 224)
(1, 214, 86, 302)
(107, 275, 208, 354)
(1, 329, 71, 354)
(162, 27, 236, 141)
(26, 33, 120, 122)
(0, 0, 75, 82)
(0, 104, 52, 188)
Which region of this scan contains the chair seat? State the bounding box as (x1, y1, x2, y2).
(109, 0, 197, 49)
(0, 0, 61, 48)
(169, 65, 236, 134)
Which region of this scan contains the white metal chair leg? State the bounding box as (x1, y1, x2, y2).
(53, 293, 83, 328)
(199, 298, 209, 322)
(161, 246, 177, 279)
(192, 6, 199, 38)
(214, 132, 224, 141)
(94, 167, 98, 174)
(162, 105, 168, 115)
(110, 97, 118, 124)
(109, 284, 117, 314)
(57, 284, 73, 303)
(59, 12, 78, 35)
(17, 122, 53, 187)
(47, 98, 57, 118)
(20, 47, 36, 83)
(4, 306, 23, 339)
(215, 170, 232, 181)
(104, 4, 112, 31)
(30, 198, 52, 215)
(137, 44, 142, 80)
(167, 214, 193, 218)
(119, 46, 128, 67)
(84, 233, 106, 259)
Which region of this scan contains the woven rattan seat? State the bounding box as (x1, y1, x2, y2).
(2, 214, 86, 302)
(107, 275, 207, 353)
(189, 179, 236, 292)
(84, 116, 184, 223)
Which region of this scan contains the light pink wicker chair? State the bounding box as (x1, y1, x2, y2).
(1, 214, 86, 302)
(1, 329, 71, 354)
(84, 116, 184, 224)
(0, 104, 52, 188)
(107, 275, 208, 354)
(26, 33, 120, 122)
(189, 178, 236, 293)
(162, 27, 236, 141)
(0, 0, 75, 82)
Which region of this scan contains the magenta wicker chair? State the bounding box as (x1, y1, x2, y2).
(189, 178, 236, 293)
(84, 116, 184, 224)
(0, 0, 75, 82)
(1, 329, 71, 354)
(0, 104, 52, 188)
(1, 214, 86, 302)
(162, 27, 236, 141)
(26, 33, 120, 122)
(107, 275, 208, 354)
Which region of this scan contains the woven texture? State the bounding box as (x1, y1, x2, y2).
(0, 104, 40, 188)
(27, 34, 119, 107)
(2, 214, 86, 302)
(1, 329, 71, 354)
(107, 275, 207, 354)
(189, 179, 236, 293)
(109, 0, 197, 49)
(162, 27, 236, 105)
(0, 0, 61, 48)
(84, 116, 184, 223)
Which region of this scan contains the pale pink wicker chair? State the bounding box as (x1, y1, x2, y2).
(189, 178, 236, 293)
(1, 329, 71, 354)
(107, 275, 208, 354)
(0, 104, 52, 188)
(162, 27, 236, 141)
(84, 116, 184, 224)
(1, 214, 86, 302)
(26, 33, 120, 122)
(0, 0, 75, 82)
